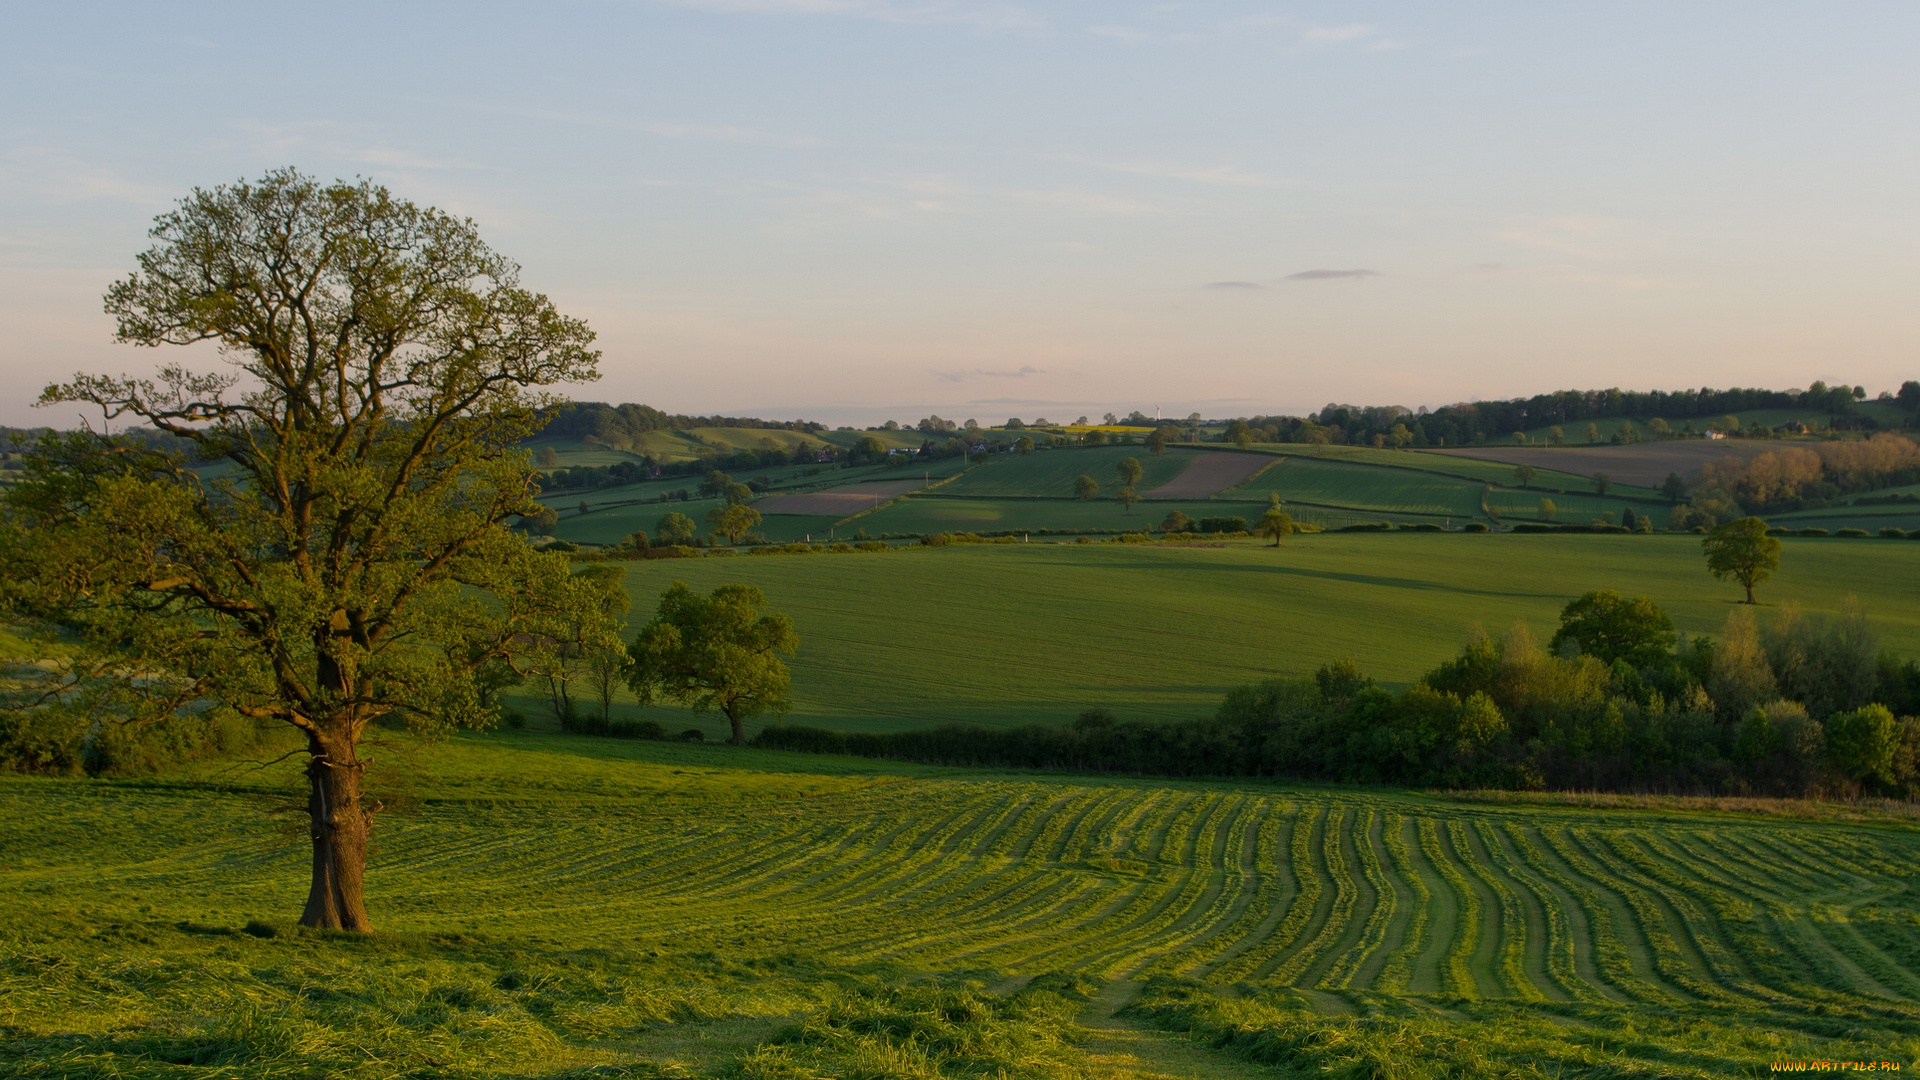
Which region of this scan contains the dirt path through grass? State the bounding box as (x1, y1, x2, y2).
(1076, 979, 1272, 1079)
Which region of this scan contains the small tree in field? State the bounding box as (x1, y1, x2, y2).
(1513, 464, 1535, 488)
(1146, 428, 1166, 455)
(628, 583, 797, 745)
(707, 504, 761, 544)
(1592, 472, 1613, 496)
(1538, 498, 1557, 522)
(1117, 486, 1139, 514)
(537, 446, 560, 468)
(1258, 508, 1294, 546)
(0, 169, 608, 930)
(1074, 474, 1100, 500)
(1704, 517, 1782, 604)
(1117, 456, 1143, 489)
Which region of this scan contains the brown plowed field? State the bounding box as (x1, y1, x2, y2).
(1144, 450, 1272, 498)
(1430, 440, 1782, 487)
(756, 480, 923, 515)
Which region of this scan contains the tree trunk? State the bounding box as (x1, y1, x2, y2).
(301, 731, 373, 931)
(727, 707, 745, 746)
(1745, 582, 1755, 604)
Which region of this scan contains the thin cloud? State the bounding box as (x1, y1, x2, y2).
(1076, 158, 1288, 188)
(660, 0, 1040, 30)
(1499, 215, 1656, 260)
(456, 105, 829, 149)
(1205, 281, 1262, 290)
(932, 365, 1045, 382)
(1288, 269, 1377, 280)
(1090, 24, 1151, 42)
(1298, 22, 1407, 50)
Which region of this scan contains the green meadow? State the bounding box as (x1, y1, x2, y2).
(8, 732, 1920, 1078)
(564, 534, 1920, 738)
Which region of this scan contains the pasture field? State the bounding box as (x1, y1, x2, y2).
(934, 446, 1197, 499)
(6, 733, 1920, 1077)
(565, 535, 1920, 738)
(1230, 457, 1485, 519)
(1246, 443, 1665, 497)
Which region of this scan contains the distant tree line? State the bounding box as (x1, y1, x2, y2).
(540, 401, 827, 446)
(1229, 380, 1916, 450)
(758, 591, 1920, 800)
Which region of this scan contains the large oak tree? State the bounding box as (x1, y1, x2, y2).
(0, 169, 615, 930)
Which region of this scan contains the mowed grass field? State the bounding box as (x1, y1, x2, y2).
(7, 734, 1920, 1077)
(571, 535, 1920, 737)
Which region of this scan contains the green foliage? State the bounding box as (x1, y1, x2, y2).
(1703, 516, 1782, 602)
(1256, 508, 1293, 545)
(707, 503, 763, 544)
(0, 169, 613, 928)
(1549, 590, 1675, 666)
(628, 583, 797, 744)
(1072, 474, 1098, 500)
(655, 511, 697, 546)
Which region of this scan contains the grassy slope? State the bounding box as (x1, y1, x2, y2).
(575, 535, 1920, 737)
(936, 446, 1194, 498)
(6, 734, 1919, 1077)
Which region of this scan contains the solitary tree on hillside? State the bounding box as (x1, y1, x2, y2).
(1591, 472, 1612, 496)
(707, 503, 761, 544)
(1661, 472, 1689, 502)
(0, 169, 610, 930)
(1538, 498, 1558, 522)
(1586, 422, 1600, 444)
(1258, 508, 1294, 546)
(1704, 517, 1782, 604)
(1549, 426, 1565, 446)
(1161, 509, 1193, 533)
(537, 446, 560, 468)
(1117, 485, 1139, 514)
(1513, 463, 1536, 488)
(1074, 474, 1100, 500)
(1146, 428, 1167, 455)
(628, 582, 797, 745)
(1117, 456, 1143, 489)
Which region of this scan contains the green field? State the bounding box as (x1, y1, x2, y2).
(937, 446, 1196, 499)
(8, 733, 1920, 1077)
(1231, 457, 1484, 519)
(556, 535, 1920, 739)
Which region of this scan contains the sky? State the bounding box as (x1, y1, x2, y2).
(3, 2, 1918, 428)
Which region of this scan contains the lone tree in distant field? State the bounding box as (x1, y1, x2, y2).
(1074, 474, 1100, 500)
(0, 168, 610, 931)
(1145, 428, 1166, 455)
(1703, 517, 1782, 604)
(1538, 498, 1557, 522)
(1591, 472, 1612, 496)
(1513, 463, 1535, 488)
(1257, 508, 1294, 546)
(1117, 486, 1139, 514)
(1661, 472, 1689, 502)
(628, 582, 797, 745)
(707, 503, 761, 544)
(1160, 509, 1193, 533)
(1117, 456, 1144, 489)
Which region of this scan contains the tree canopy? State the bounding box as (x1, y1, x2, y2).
(0, 168, 609, 930)
(628, 582, 797, 745)
(1548, 591, 1675, 667)
(1703, 517, 1783, 604)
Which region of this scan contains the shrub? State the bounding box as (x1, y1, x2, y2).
(1881, 527, 1908, 539)
(1836, 527, 1870, 538)
(677, 728, 705, 742)
(1462, 522, 1490, 533)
